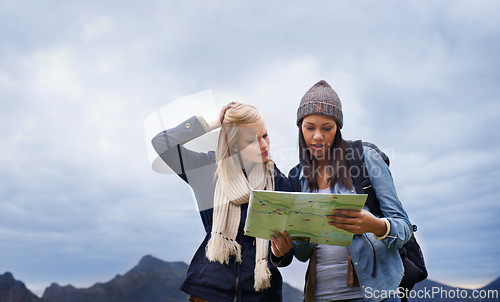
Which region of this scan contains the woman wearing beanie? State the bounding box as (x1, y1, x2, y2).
(286, 81, 412, 302)
(152, 102, 293, 302)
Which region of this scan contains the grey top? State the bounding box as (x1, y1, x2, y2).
(314, 187, 363, 301)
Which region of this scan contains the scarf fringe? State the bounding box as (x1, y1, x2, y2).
(254, 258, 272, 292)
(206, 232, 242, 264)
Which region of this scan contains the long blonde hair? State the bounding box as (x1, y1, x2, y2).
(215, 103, 267, 183)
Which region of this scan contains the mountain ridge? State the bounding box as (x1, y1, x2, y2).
(1, 257, 499, 302)
(0, 255, 303, 302)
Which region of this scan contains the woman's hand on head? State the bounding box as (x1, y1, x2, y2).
(270, 230, 293, 258)
(327, 209, 387, 236)
(208, 102, 238, 130)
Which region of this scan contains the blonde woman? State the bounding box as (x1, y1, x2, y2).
(152, 102, 293, 302)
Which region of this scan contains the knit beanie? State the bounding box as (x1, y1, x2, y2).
(296, 80, 343, 128)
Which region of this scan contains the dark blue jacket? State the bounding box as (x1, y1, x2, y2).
(181, 169, 291, 302)
(152, 116, 292, 302)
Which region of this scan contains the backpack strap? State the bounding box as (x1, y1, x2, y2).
(346, 140, 383, 217)
(346, 140, 364, 194)
(362, 141, 390, 166)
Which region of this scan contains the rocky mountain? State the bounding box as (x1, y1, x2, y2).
(41, 255, 189, 302)
(409, 277, 500, 302)
(2, 257, 499, 302)
(481, 276, 500, 292)
(282, 282, 303, 302)
(0, 255, 303, 302)
(0, 272, 40, 302)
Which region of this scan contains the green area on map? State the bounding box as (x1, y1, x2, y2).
(244, 190, 367, 246)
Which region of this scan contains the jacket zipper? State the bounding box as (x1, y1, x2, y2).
(234, 262, 240, 302)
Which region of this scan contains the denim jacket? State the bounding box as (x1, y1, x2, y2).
(292, 146, 413, 302)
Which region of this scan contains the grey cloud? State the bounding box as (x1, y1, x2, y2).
(1, 0, 500, 293)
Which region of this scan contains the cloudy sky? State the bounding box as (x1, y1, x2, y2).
(1, 0, 500, 296)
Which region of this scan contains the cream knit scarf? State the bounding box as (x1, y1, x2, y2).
(206, 160, 275, 292)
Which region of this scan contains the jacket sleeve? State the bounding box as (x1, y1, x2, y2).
(151, 115, 215, 180)
(268, 248, 294, 267)
(293, 241, 314, 262)
(363, 146, 413, 249)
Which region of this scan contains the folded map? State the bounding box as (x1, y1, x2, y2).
(244, 190, 367, 246)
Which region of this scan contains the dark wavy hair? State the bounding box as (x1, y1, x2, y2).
(298, 121, 353, 192)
